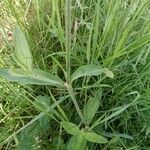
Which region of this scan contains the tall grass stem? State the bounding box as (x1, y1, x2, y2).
(65, 0, 71, 83)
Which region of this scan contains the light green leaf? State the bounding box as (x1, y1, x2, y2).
(83, 97, 100, 125)
(103, 68, 114, 78)
(68, 132, 87, 150)
(61, 121, 80, 136)
(71, 64, 103, 81)
(84, 132, 108, 144)
(14, 27, 32, 70)
(0, 68, 64, 86)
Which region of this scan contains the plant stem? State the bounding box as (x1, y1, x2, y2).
(65, 0, 71, 83)
(66, 83, 84, 122)
(65, 0, 84, 122)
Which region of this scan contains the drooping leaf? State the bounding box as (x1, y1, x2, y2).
(61, 121, 80, 136)
(14, 27, 33, 70)
(71, 64, 103, 81)
(68, 133, 87, 150)
(103, 68, 114, 78)
(0, 68, 64, 86)
(84, 132, 108, 144)
(83, 97, 100, 125)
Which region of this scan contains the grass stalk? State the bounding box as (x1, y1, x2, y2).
(65, 0, 84, 122)
(65, 0, 71, 83)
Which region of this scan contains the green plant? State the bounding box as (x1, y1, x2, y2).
(0, 0, 150, 149)
(0, 5, 112, 149)
(0, 20, 111, 150)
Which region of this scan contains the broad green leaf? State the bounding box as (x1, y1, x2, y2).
(0, 68, 64, 86)
(14, 27, 32, 70)
(68, 133, 87, 150)
(83, 97, 100, 125)
(61, 121, 80, 136)
(84, 132, 108, 144)
(103, 68, 114, 78)
(71, 64, 103, 81)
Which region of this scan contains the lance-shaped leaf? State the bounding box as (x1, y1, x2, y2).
(68, 132, 87, 150)
(83, 97, 100, 125)
(71, 64, 103, 81)
(14, 27, 32, 70)
(0, 68, 64, 86)
(61, 121, 80, 136)
(84, 132, 108, 144)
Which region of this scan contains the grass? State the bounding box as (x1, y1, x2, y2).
(0, 0, 150, 149)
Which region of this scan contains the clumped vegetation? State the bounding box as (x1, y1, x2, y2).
(0, 0, 150, 149)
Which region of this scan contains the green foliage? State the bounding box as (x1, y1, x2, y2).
(83, 97, 100, 125)
(0, 0, 150, 149)
(0, 68, 64, 86)
(33, 95, 51, 111)
(71, 64, 103, 81)
(14, 27, 33, 70)
(102, 68, 114, 79)
(68, 133, 87, 150)
(84, 132, 108, 144)
(61, 121, 80, 136)
(16, 115, 51, 150)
